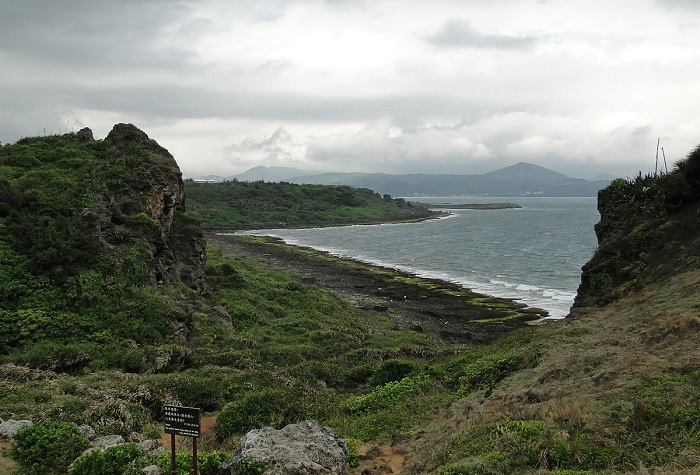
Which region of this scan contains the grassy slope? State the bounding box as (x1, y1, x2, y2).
(392, 268, 700, 474)
(0, 241, 533, 468)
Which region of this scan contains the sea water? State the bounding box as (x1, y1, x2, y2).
(240, 197, 600, 318)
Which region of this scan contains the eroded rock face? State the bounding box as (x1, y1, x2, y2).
(99, 123, 207, 294)
(220, 420, 347, 475)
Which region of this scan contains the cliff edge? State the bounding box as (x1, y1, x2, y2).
(574, 145, 700, 309)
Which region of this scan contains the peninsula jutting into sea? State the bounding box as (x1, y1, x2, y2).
(414, 202, 523, 210)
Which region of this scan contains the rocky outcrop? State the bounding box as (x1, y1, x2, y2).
(573, 145, 700, 309)
(94, 123, 207, 294)
(220, 420, 347, 475)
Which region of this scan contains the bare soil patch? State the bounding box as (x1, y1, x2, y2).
(352, 440, 405, 475)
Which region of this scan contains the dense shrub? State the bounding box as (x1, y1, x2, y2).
(213, 389, 299, 440)
(368, 359, 418, 387)
(157, 450, 230, 475)
(70, 443, 145, 475)
(11, 421, 90, 474)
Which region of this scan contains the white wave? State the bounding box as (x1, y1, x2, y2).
(516, 284, 541, 292)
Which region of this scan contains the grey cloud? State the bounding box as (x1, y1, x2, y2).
(60, 84, 487, 123)
(426, 20, 537, 49)
(225, 127, 302, 162)
(0, 0, 198, 70)
(656, 0, 700, 9)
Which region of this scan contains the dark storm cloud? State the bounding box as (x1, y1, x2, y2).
(426, 20, 537, 49)
(67, 84, 483, 123)
(0, 0, 197, 70)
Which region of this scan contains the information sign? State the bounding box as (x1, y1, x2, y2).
(163, 405, 201, 438)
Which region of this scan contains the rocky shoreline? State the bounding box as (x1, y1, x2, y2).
(207, 233, 546, 343)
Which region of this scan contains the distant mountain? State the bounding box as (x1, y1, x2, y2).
(287, 162, 611, 197)
(233, 165, 321, 183)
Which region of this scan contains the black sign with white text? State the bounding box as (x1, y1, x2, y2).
(163, 405, 201, 437)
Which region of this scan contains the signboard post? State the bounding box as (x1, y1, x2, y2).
(164, 405, 201, 475)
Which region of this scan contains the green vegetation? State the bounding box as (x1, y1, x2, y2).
(3, 129, 700, 474)
(0, 130, 189, 373)
(184, 179, 436, 227)
(11, 421, 90, 474)
(70, 443, 145, 475)
(156, 450, 230, 475)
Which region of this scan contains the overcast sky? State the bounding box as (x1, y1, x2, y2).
(1, 0, 699, 179)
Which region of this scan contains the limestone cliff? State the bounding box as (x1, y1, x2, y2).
(573, 145, 700, 309)
(96, 123, 207, 294)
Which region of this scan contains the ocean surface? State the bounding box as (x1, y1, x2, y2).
(240, 197, 600, 318)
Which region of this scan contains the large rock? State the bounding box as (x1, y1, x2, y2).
(0, 419, 32, 438)
(100, 123, 207, 295)
(220, 420, 347, 475)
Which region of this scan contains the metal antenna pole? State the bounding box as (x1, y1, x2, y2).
(662, 147, 668, 174)
(655, 137, 660, 176)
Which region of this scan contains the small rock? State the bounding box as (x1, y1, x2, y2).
(78, 424, 96, 440)
(0, 419, 32, 438)
(92, 434, 124, 448)
(142, 465, 163, 475)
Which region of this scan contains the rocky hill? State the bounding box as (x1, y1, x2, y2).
(0, 124, 207, 369)
(574, 145, 700, 308)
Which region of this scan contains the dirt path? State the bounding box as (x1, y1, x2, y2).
(351, 441, 406, 475)
(0, 439, 17, 473)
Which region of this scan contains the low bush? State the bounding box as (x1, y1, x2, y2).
(213, 388, 299, 441)
(368, 359, 418, 387)
(11, 421, 90, 474)
(157, 450, 230, 475)
(70, 443, 145, 475)
(350, 375, 431, 414)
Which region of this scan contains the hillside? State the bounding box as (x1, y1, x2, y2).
(286, 162, 611, 197)
(183, 179, 438, 229)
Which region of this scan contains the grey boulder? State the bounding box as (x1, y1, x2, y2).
(220, 420, 347, 475)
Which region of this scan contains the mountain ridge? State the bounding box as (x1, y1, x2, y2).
(214, 162, 613, 197)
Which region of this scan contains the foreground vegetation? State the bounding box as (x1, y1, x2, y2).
(1, 241, 539, 473)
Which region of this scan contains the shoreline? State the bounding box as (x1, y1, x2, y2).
(201, 210, 449, 233)
(207, 233, 548, 343)
(413, 202, 523, 210)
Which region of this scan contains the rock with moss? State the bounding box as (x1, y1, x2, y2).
(220, 420, 347, 475)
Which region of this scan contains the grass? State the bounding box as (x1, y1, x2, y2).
(3, 241, 700, 474)
(3, 241, 532, 455)
(396, 268, 700, 474)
